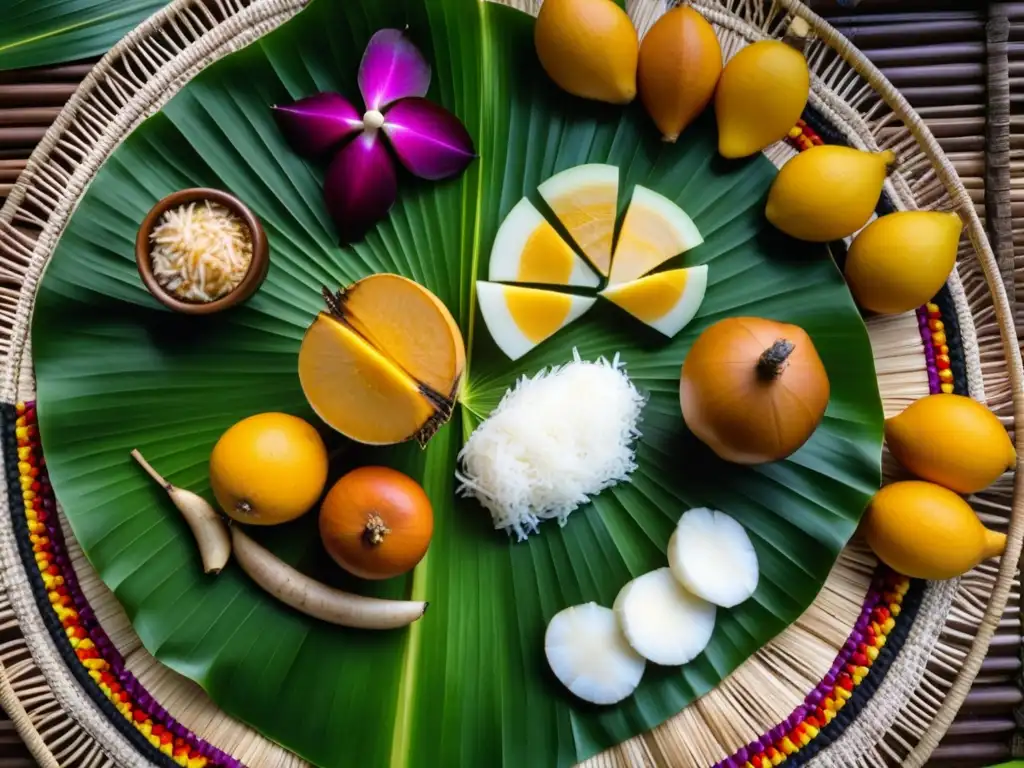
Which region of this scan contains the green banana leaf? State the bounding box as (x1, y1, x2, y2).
(0, 0, 166, 71)
(32, 0, 884, 766)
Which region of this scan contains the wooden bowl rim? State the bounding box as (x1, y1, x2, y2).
(134, 187, 269, 315)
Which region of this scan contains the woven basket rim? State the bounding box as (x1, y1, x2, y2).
(0, 1, 1018, 767)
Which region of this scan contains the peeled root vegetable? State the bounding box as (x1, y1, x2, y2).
(668, 508, 759, 608)
(544, 602, 645, 705)
(231, 527, 427, 630)
(613, 567, 715, 665)
(131, 450, 230, 575)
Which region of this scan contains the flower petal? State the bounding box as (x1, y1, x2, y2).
(382, 98, 476, 180)
(359, 28, 431, 111)
(323, 131, 398, 242)
(273, 93, 362, 157)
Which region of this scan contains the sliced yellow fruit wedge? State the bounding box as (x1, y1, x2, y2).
(608, 185, 703, 285)
(600, 265, 708, 338)
(538, 164, 619, 277)
(338, 273, 464, 398)
(488, 198, 599, 288)
(298, 316, 440, 445)
(476, 281, 595, 361)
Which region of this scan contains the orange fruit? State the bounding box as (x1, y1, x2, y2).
(209, 412, 328, 525)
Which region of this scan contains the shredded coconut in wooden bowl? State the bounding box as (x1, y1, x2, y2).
(149, 201, 253, 303)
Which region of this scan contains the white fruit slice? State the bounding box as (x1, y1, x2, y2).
(613, 567, 716, 666)
(668, 508, 759, 608)
(538, 163, 619, 277)
(600, 265, 708, 338)
(475, 281, 595, 361)
(488, 197, 599, 288)
(608, 186, 703, 285)
(544, 602, 646, 705)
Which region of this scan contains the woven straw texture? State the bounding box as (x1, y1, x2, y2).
(0, 0, 1020, 767)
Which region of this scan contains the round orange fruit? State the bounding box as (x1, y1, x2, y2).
(319, 466, 434, 580)
(209, 412, 328, 525)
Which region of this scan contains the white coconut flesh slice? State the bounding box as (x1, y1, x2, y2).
(488, 197, 599, 288)
(544, 602, 646, 705)
(607, 185, 703, 286)
(599, 265, 708, 338)
(613, 567, 716, 666)
(538, 163, 620, 278)
(668, 507, 760, 609)
(475, 281, 595, 361)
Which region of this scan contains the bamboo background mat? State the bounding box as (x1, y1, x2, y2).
(0, 0, 1019, 765)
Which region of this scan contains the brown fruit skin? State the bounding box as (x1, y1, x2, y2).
(680, 317, 830, 464)
(319, 466, 434, 581)
(638, 6, 722, 142)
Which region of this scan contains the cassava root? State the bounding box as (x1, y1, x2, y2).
(230, 527, 428, 630)
(130, 449, 232, 574)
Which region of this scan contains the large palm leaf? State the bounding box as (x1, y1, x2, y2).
(31, 0, 884, 766)
(0, 0, 166, 70)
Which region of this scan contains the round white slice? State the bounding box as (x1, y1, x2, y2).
(668, 507, 759, 608)
(544, 602, 646, 705)
(613, 568, 716, 666)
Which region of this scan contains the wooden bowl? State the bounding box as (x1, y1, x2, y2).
(135, 188, 269, 315)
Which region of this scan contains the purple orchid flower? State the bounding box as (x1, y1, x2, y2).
(273, 28, 477, 242)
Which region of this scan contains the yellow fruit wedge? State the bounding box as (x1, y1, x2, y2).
(608, 185, 703, 285)
(538, 164, 619, 277)
(600, 265, 708, 338)
(476, 281, 595, 361)
(336, 273, 465, 397)
(488, 198, 599, 288)
(298, 315, 441, 446)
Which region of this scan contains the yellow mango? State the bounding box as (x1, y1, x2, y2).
(845, 211, 962, 315)
(715, 40, 810, 159)
(885, 394, 1016, 494)
(863, 481, 1006, 580)
(534, 0, 639, 105)
(765, 146, 895, 242)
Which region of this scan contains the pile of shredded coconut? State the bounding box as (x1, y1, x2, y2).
(456, 350, 646, 541)
(149, 201, 253, 303)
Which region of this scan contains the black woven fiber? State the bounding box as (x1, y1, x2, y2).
(787, 576, 927, 766)
(1, 404, 181, 768)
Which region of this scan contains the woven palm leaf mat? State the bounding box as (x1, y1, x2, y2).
(0, 0, 1020, 766)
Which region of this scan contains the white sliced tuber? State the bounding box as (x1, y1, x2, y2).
(613, 568, 716, 666)
(131, 449, 231, 574)
(668, 507, 759, 608)
(230, 527, 427, 630)
(544, 602, 645, 705)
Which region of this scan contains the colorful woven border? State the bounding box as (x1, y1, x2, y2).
(7, 114, 964, 768)
(6, 401, 240, 768)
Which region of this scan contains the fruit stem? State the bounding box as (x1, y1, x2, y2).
(321, 286, 346, 318)
(757, 339, 795, 380)
(983, 528, 1007, 560)
(130, 449, 172, 492)
(235, 500, 254, 517)
(783, 16, 811, 51)
(364, 513, 391, 546)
